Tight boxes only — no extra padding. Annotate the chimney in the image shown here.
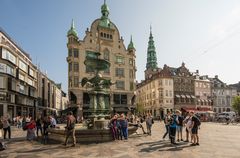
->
[196,70,199,74]
[215,75,218,79]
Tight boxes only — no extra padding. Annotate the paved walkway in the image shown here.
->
[1,122,240,158]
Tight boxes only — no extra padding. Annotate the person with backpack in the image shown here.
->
[64,111,76,147]
[169,112,178,145]
[190,111,201,146]
[176,110,184,142]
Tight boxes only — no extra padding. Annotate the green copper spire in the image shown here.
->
[146,26,158,69]
[67,19,78,37]
[99,0,112,28]
[127,35,135,50]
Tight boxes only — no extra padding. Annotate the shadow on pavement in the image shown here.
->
[137,140,194,153]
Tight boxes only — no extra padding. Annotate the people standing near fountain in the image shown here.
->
[146,113,154,136]
[49,116,57,128]
[116,114,122,140]
[119,114,128,140]
[110,115,118,140]
[26,118,36,141]
[2,115,11,140]
[64,111,76,147]
[169,112,177,145]
[42,116,50,144]
[36,116,43,137]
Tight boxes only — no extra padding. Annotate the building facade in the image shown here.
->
[0,28,38,119]
[36,71,67,117]
[169,63,196,110]
[194,74,212,110]
[66,2,136,116]
[210,76,237,113]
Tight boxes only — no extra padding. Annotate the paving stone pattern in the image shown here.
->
[1,122,240,158]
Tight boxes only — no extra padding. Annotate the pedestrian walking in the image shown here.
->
[162,111,171,140]
[2,116,11,140]
[36,116,43,137]
[64,111,76,147]
[146,113,154,136]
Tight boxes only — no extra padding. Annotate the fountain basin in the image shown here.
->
[48,124,138,143]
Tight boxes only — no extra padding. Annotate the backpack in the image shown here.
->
[194,116,201,126]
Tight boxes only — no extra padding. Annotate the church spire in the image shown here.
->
[99,0,112,28]
[146,26,158,69]
[128,35,135,50]
[67,19,78,37]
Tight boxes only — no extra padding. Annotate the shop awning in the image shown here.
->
[181,95,186,98]
[175,95,180,98]
[186,95,191,98]
[191,95,196,98]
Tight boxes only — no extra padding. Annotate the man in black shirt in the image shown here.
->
[190,111,200,146]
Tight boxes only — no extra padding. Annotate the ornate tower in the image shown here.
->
[144,26,159,79]
[66,0,136,117]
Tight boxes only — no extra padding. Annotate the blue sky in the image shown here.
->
[1,0,240,92]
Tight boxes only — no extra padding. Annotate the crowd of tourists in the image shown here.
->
[162,110,201,146]
[0,110,201,150]
[108,110,201,147]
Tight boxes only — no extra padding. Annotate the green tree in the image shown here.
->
[232,96,240,114]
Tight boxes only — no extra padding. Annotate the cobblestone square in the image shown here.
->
[1,122,240,158]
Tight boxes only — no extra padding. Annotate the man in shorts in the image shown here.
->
[190,111,200,146]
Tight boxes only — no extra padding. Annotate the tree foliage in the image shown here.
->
[232,96,240,114]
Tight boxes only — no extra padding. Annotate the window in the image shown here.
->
[19,60,27,72]
[28,78,33,86]
[69,62,72,72]
[73,49,79,58]
[0,76,5,89]
[130,82,134,91]
[69,77,72,87]
[73,62,79,72]
[113,94,127,104]
[19,73,25,81]
[129,69,133,78]
[116,68,124,77]
[129,59,133,65]
[169,90,172,97]
[68,49,72,57]
[2,48,16,64]
[19,84,25,94]
[104,51,110,61]
[6,65,14,76]
[165,80,168,86]
[165,90,168,97]
[74,76,79,87]
[116,81,125,90]
[29,68,34,77]
[0,63,6,73]
[115,56,125,64]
